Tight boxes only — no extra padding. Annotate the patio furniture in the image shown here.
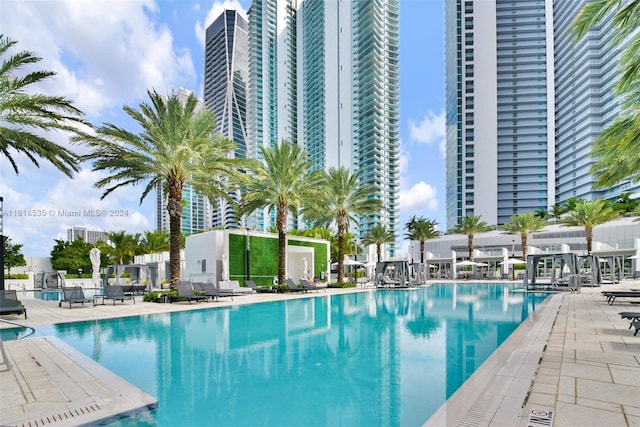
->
[285,279,304,292]
[0,290,27,319]
[228,280,253,295]
[633,321,640,336]
[59,286,92,309]
[300,279,326,292]
[602,291,640,305]
[193,282,233,301]
[172,282,208,304]
[619,312,640,329]
[102,285,135,305]
[244,280,258,293]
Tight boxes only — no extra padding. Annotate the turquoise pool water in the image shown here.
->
[36,283,547,426]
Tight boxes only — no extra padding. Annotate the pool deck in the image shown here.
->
[1,283,639,426]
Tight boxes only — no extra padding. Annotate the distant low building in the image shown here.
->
[67,227,107,244]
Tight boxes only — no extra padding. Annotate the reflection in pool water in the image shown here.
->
[37,283,547,426]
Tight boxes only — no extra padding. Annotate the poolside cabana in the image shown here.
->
[103,264,151,291]
[374,260,411,288]
[524,253,580,291]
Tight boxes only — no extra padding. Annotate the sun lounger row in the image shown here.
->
[285,279,327,293]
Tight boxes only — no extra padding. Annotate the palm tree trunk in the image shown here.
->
[277,204,287,286]
[167,186,183,289]
[586,226,593,254]
[521,234,528,260]
[376,243,381,262]
[420,241,425,263]
[337,224,345,284]
[468,235,474,261]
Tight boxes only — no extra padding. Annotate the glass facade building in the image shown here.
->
[204,9,249,229]
[445,0,638,230]
[248,0,399,251]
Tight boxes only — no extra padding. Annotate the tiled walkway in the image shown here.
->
[520,286,640,427]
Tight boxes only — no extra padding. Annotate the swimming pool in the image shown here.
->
[36,283,547,426]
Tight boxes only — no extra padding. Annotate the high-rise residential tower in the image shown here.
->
[445,0,554,229]
[247,0,399,250]
[445,0,638,229]
[553,0,638,202]
[204,9,249,229]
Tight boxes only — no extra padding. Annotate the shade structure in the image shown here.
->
[499,258,526,265]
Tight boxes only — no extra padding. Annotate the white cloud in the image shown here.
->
[408,110,445,146]
[195,0,247,47]
[1,0,196,118]
[399,181,438,216]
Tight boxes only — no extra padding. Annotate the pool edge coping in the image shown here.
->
[423,292,562,427]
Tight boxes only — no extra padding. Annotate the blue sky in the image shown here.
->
[0,0,445,257]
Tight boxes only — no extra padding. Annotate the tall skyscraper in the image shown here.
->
[445,0,554,229]
[553,0,635,202]
[155,88,213,235]
[445,0,638,229]
[247,0,399,249]
[204,9,249,229]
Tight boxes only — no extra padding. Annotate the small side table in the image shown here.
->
[93,294,105,306]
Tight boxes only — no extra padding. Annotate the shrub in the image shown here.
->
[7,273,28,279]
[328,282,357,288]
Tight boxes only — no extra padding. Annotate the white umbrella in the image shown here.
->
[332,258,364,267]
[499,258,526,265]
[456,260,479,267]
[476,262,490,267]
[628,254,640,259]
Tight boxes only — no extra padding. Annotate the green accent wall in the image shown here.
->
[227,233,328,287]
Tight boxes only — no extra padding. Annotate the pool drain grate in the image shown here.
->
[13,403,101,426]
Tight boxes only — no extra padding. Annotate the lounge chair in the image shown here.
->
[102,285,135,305]
[300,279,326,292]
[244,280,258,293]
[285,279,304,292]
[172,282,208,304]
[0,290,27,319]
[59,286,92,309]
[633,321,640,336]
[218,280,251,296]
[602,291,640,305]
[228,280,253,295]
[619,312,640,329]
[193,282,233,301]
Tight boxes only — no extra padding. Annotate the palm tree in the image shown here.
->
[140,229,170,254]
[362,224,395,263]
[550,204,567,222]
[100,231,139,264]
[451,215,492,261]
[239,141,322,287]
[404,216,439,263]
[572,1,640,187]
[0,34,86,177]
[572,0,640,94]
[501,213,546,260]
[79,89,249,287]
[302,167,382,284]
[534,208,549,220]
[560,199,619,253]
